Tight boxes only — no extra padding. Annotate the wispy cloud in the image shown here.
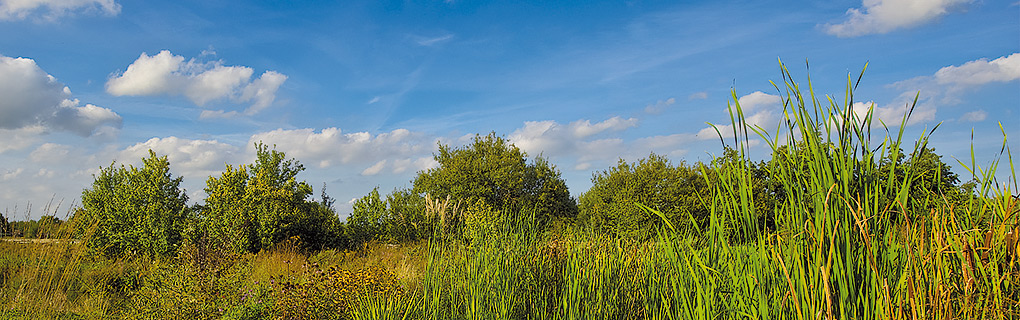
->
[0,0,120,21]
[414,34,454,47]
[688,92,708,100]
[644,98,675,114]
[960,110,987,122]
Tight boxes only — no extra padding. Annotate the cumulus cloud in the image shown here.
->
[697,91,783,140]
[249,127,437,174]
[0,0,120,21]
[510,116,697,170]
[824,0,971,37]
[119,136,241,178]
[510,116,638,157]
[0,55,122,137]
[106,50,287,116]
[934,53,1020,87]
[877,53,1020,125]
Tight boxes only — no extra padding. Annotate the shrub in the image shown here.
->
[76,150,189,258]
[578,153,709,241]
[202,143,345,254]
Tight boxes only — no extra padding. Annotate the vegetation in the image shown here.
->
[75,150,189,258]
[1,62,1017,319]
[578,153,709,241]
[413,133,577,225]
[202,143,345,253]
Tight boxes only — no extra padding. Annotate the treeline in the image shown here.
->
[62,125,975,259]
[0,214,64,238]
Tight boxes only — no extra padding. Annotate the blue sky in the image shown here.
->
[1,0,1017,220]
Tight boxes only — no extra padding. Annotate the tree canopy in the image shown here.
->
[413,133,576,225]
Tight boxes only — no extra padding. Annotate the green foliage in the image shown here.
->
[413,133,576,227]
[0,213,8,236]
[6,215,65,239]
[578,153,709,241]
[203,142,344,253]
[347,187,388,245]
[347,187,429,245]
[270,263,406,320]
[76,150,189,258]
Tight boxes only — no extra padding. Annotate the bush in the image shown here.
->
[202,143,344,254]
[76,150,189,258]
[578,153,709,241]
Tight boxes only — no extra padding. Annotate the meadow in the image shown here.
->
[1,63,1017,320]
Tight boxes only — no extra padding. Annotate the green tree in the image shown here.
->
[412,133,576,227]
[578,153,709,241]
[203,143,343,253]
[346,187,428,245]
[878,146,970,214]
[346,187,388,245]
[76,151,189,258]
[0,212,9,237]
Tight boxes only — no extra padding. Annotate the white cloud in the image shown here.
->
[644,98,676,114]
[0,0,119,21]
[510,116,638,157]
[29,143,71,162]
[0,55,121,137]
[960,110,987,122]
[119,136,241,178]
[106,50,287,116]
[240,71,288,114]
[249,127,436,171]
[880,53,1020,126]
[0,126,45,154]
[510,116,697,170]
[934,53,1020,86]
[688,92,708,100]
[34,168,55,178]
[361,160,387,176]
[414,34,454,46]
[1,168,23,181]
[199,110,241,119]
[824,0,971,37]
[697,91,783,140]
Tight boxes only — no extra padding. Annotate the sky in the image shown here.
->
[1,0,1017,220]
